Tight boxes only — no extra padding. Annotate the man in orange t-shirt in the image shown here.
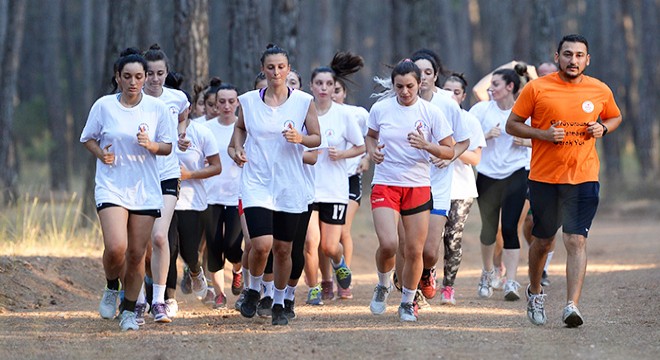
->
[506,34,622,328]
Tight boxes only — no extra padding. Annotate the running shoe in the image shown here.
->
[334,263,352,290]
[191,269,208,300]
[150,302,171,323]
[118,310,139,331]
[419,267,437,299]
[283,299,296,320]
[239,289,260,318]
[477,270,494,299]
[398,302,418,322]
[306,285,323,305]
[504,280,521,301]
[203,287,217,307]
[562,301,584,328]
[257,296,273,317]
[541,271,551,287]
[490,266,506,291]
[180,266,192,295]
[271,304,288,326]
[134,302,149,326]
[99,287,120,319]
[526,285,547,326]
[235,289,247,311]
[321,280,334,301]
[231,271,243,296]
[165,298,178,318]
[392,272,402,292]
[440,286,456,305]
[370,284,393,315]
[336,286,353,300]
[213,292,227,310]
[415,289,431,309]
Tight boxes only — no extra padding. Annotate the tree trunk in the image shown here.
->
[640,0,659,182]
[0,0,26,205]
[228,0,262,93]
[270,0,300,67]
[173,0,209,93]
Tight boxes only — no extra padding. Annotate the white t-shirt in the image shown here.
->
[451,110,487,200]
[147,87,189,181]
[368,97,453,187]
[190,115,208,124]
[314,102,365,204]
[80,94,174,210]
[175,121,219,211]
[342,104,369,176]
[238,89,313,213]
[429,92,472,210]
[203,119,242,206]
[470,100,528,179]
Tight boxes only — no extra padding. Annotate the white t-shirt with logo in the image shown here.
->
[451,109,487,200]
[368,97,453,187]
[314,102,365,204]
[341,104,369,176]
[470,100,529,179]
[203,119,242,206]
[80,94,174,210]
[148,87,189,181]
[175,121,219,211]
[238,89,313,213]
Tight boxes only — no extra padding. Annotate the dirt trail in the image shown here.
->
[1,206,658,359]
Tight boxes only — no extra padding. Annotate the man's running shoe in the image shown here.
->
[490,266,506,291]
[392,272,402,292]
[477,270,494,299]
[504,280,521,301]
[526,285,547,326]
[235,289,247,311]
[165,299,178,318]
[191,269,208,300]
[419,267,437,299]
[271,304,288,326]
[231,271,243,296]
[321,280,334,301]
[414,289,430,309]
[370,284,393,315]
[541,271,551,287]
[213,292,227,310]
[99,287,120,319]
[283,299,296,320]
[239,289,260,318]
[150,302,171,323]
[562,301,584,328]
[336,286,353,299]
[440,286,456,305]
[334,263,352,290]
[118,310,139,331]
[257,296,273,317]
[134,302,149,326]
[306,285,323,305]
[398,302,418,322]
[180,266,192,295]
[203,287,216,307]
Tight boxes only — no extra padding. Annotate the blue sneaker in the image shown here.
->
[306,285,323,305]
[334,258,352,290]
[180,266,192,295]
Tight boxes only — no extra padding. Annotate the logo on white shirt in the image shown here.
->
[138,123,149,132]
[325,129,335,138]
[414,120,427,131]
[283,120,295,131]
[582,101,594,114]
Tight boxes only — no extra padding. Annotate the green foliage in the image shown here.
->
[14,96,54,162]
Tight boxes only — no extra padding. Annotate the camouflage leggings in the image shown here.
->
[442,198,474,287]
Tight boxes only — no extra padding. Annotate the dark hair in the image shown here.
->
[260,43,289,65]
[444,72,469,91]
[111,47,147,92]
[290,68,302,84]
[253,72,266,89]
[411,48,447,85]
[216,82,239,95]
[165,71,184,90]
[143,43,170,71]
[391,59,421,84]
[204,77,222,101]
[557,34,589,54]
[493,68,521,94]
[311,51,364,85]
[192,82,206,104]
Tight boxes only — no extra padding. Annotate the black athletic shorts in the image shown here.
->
[348,174,363,204]
[96,203,161,218]
[243,207,303,242]
[312,202,347,225]
[161,178,180,198]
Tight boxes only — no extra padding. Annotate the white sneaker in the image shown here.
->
[165,298,178,318]
[398,302,418,322]
[118,310,139,331]
[370,284,392,315]
[562,302,584,328]
[504,280,521,301]
[477,270,493,298]
[99,287,120,319]
[526,285,547,326]
[490,267,506,290]
[191,269,208,300]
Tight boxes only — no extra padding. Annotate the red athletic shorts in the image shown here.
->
[238,199,244,217]
[370,185,432,215]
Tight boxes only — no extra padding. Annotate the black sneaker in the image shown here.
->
[239,289,260,318]
[283,299,296,320]
[271,304,288,326]
[257,296,273,317]
[541,271,551,287]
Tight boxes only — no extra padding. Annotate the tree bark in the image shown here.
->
[0,0,26,205]
[228,0,262,93]
[270,0,300,67]
[173,0,209,93]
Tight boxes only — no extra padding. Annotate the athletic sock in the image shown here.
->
[422,268,431,277]
[331,256,346,269]
[273,288,285,306]
[249,274,263,292]
[136,283,146,304]
[544,251,554,272]
[107,278,120,291]
[243,268,251,288]
[153,284,166,304]
[263,280,275,298]
[123,299,136,313]
[284,285,296,301]
[377,270,392,288]
[401,287,416,304]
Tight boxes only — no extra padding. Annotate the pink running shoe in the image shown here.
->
[440,286,456,305]
[321,280,334,301]
[336,286,353,299]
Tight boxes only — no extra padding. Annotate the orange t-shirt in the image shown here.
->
[512,73,621,184]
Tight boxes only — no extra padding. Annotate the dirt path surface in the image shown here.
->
[1,206,659,359]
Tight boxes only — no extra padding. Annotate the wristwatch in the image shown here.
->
[601,122,608,136]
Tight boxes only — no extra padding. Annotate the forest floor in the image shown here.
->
[1,201,659,360]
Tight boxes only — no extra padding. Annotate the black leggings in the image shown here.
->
[476,168,528,249]
[166,210,203,292]
[205,204,243,272]
[265,205,312,281]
